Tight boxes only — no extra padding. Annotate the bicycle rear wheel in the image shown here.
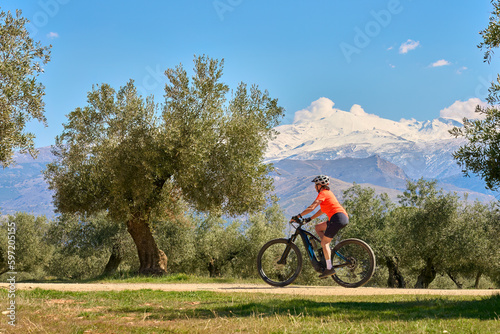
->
[257,239,302,287]
[331,238,376,288]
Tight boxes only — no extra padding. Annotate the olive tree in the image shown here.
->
[0,213,53,278]
[397,179,462,288]
[46,212,137,279]
[453,201,500,288]
[0,9,51,167]
[341,184,403,287]
[154,202,285,277]
[153,217,196,275]
[45,55,284,275]
[194,215,247,277]
[237,202,286,278]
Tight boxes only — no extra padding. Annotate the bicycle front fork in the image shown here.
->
[277,240,295,265]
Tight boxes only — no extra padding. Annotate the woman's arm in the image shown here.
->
[309,209,324,220]
[298,199,322,217]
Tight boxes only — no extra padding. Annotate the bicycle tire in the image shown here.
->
[331,238,376,288]
[257,238,303,287]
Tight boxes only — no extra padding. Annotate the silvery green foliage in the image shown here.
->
[44,55,284,274]
[0,9,51,167]
[46,55,284,221]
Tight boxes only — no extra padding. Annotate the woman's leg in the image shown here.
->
[315,221,327,240]
[316,221,333,270]
[319,213,349,277]
[321,235,333,267]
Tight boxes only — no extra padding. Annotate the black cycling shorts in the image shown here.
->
[324,212,349,239]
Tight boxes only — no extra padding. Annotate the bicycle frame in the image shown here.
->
[281,222,324,273]
[284,221,352,273]
[257,219,376,288]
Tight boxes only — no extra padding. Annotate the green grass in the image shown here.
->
[2,288,499,333]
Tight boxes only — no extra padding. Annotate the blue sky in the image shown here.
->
[3,0,499,147]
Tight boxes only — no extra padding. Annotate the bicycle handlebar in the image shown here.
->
[289,216,305,226]
[291,214,313,224]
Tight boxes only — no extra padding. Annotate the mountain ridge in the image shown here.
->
[270,157,496,216]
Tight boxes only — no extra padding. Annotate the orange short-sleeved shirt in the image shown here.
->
[316,189,348,219]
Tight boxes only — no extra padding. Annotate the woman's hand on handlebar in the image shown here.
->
[290,215,311,224]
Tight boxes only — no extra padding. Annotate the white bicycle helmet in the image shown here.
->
[312,175,330,186]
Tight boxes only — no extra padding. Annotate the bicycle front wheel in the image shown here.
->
[257,239,302,287]
[331,238,376,288]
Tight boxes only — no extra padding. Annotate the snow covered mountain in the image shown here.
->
[266,97,485,180]
[0,97,496,218]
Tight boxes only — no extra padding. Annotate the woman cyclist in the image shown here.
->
[291,175,349,278]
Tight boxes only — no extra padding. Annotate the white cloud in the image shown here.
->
[293,97,337,123]
[47,32,59,39]
[439,98,487,122]
[293,98,380,124]
[430,59,451,67]
[399,39,420,54]
[350,104,367,116]
[457,66,468,74]
[292,97,487,131]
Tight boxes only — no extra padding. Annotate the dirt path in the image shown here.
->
[3,283,499,296]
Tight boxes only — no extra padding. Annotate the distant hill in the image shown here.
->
[270,157,496,217]
[0,146,497,218]
[0,147,55,217]
[273,155,409,190]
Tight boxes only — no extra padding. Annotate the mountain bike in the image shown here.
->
[257,217,376,288]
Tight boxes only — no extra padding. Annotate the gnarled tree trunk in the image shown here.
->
[208,259,221,277]
[127,216,168,275]
[414,258,436,288]
[102,238,124,276]
[474,271,482,289]
[386,256,406,288]
[446,271,463,289]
